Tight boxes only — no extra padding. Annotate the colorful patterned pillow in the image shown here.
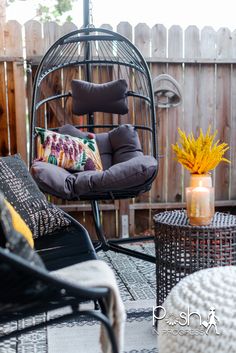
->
[35,127,103,172]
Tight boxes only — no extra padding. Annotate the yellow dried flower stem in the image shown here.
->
[172,126,230,174]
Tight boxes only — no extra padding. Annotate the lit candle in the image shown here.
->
[186,183,214,226]
[190,186,210,217]
[186,175,215,226]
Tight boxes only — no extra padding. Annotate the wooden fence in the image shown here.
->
[1,20,236,237]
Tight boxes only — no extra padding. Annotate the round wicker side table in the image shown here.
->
[153,210,236,307]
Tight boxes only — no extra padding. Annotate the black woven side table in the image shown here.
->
[153,210,236,307]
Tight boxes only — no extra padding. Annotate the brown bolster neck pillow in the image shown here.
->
[71,79,129,115]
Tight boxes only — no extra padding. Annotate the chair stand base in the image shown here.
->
[91,200,156,264]
[93,237,156,263]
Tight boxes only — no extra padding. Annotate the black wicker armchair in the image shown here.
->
[0,247,119,353]
[34,210,97,271]
[0,192,120,353]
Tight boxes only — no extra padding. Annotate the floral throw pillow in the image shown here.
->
[35,128,103,172]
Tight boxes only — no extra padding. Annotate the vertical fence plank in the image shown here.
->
[63,66,80,125]
[99,24,113,58]
[167,25,184,202]
[231,62,236,199]
[67,209,97,241]
[215,27,232,201]
[13,61,27,162]
[24,20,43,120]
[0,23,4,56]
[3,21,27,162]
[103,208,118,239]
[117,22,133,236]
[82,210,97,240]
[0,63,9,156]
[230,30,236,199]
[0,0,6,25]
[133,23,152,234]
[4,21,23,57]
[99,24,113,59]
[117,22,134,236]
[6,62,17,155]
[184,26,201,134]
[134,23,150,57]
[100,23,113,31]
[199,27,216,131]
[117,22,132,41]
[151,24,167,203]
[25,20,44,60]
[0,18,7,156]
[43,22,61,52]
[183,26,201,192]
[61,21,78,36]
[199,26,217,195]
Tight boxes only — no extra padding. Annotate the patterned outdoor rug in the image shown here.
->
[0,243,158,353]
[47,298,157,353]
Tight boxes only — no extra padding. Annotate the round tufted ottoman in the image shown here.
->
[157,266,236,353]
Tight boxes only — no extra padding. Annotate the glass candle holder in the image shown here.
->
[185,174,215,226]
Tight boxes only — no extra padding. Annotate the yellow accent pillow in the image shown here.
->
[4,200,34,248]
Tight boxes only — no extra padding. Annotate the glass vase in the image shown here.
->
[185,173,215,226]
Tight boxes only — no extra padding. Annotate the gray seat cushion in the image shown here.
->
[109,124,143,164]
[59,123,143,169]
[31,155,157,200]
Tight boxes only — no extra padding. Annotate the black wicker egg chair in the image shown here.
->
[30,27,158,263]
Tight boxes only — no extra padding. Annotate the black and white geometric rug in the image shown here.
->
[0,243,158,353]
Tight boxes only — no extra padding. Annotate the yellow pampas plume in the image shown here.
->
[172,126,230,174]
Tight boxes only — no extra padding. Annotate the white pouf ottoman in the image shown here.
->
[157,266,236,353]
